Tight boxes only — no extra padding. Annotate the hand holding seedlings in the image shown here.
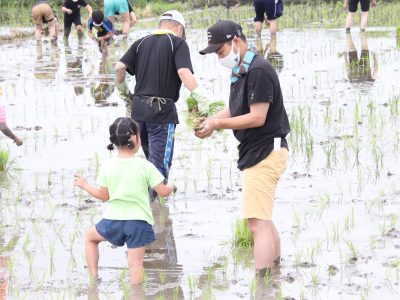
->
[195,119,216,139]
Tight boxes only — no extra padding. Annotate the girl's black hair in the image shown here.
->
[107,117,140,151]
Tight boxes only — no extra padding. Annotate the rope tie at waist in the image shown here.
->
[143,96,171,111]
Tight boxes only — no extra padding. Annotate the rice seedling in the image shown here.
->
[277,285,284,300]
[294,249,303,267]
[172,287,180,300]
[397,27,400,48]
[249,278,256,298]
[346,241,358,263]
[311,268,320,286]
[187,275,197,294]
[159,270,166,285]
[0,145,15,172]
[232,218,253,248]
[185,95,224,131]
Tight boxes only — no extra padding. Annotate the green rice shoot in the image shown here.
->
[233,218,253,248]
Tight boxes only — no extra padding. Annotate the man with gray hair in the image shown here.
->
[115,10,207,199]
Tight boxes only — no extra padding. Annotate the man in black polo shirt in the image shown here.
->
[115,10,207,196]
[196,20,290,276]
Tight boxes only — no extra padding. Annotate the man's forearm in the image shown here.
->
[213,113,265,130]
[115,62,127,84]
[178,68,198,91]
[210,107,231,119]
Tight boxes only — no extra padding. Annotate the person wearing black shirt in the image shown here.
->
[115,10,207,198]
[62,0,93,39]
[197,20,290,276]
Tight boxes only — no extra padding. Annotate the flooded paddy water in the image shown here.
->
[0,20,399,300]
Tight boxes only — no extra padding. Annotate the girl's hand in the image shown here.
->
[74,175,87,189]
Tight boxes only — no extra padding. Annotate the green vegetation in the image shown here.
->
[185,95,224,130]
[0,144,15,172]
[1,1,400,29]
[233,218,253,248]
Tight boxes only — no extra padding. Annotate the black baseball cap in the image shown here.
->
[199,20,244,55]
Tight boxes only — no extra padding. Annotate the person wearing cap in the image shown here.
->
[196,20,290,275]
[104,0,131,36]
[62,0,93,40]
[253,0,283,36]
[115,10,208,198]
[31,0,59,41]
[88,10,115,56]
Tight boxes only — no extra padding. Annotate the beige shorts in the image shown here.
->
[32,3,54,25]
[242,147,288,220]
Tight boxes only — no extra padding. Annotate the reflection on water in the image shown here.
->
[345,32,378,83]
[0,27,399,299]
[144,200,183,298]
[64,39,85,95]
[90,58,115,105]
[34,41,60,81]
[255,33,284,74]
[0,233,19,300]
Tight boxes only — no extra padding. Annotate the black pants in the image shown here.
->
[348,0,370,13]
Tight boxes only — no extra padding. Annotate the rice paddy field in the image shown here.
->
[0,3,400,300]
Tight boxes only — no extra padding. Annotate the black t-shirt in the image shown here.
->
[229,54,290,170]
[62,0,87,17]
[119,33,193,123]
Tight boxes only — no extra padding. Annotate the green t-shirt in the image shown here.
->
[97,156,164,225]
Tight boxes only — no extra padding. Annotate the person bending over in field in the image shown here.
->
[344,0,377,33]
[88,10,115,57]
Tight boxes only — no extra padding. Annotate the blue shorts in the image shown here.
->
[95,219,155,248]
[254,0,283,22]
[104,0,129,17]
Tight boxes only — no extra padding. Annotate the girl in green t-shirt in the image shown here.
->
[74,117,176,286]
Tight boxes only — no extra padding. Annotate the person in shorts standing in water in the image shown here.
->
[74,117,176,285]
[31,0,59,41]
[344,0,377,33]
[253,0,283,37]
[62,0,93,40]
[115,10,208,199]
[197,20,290,276]
[104,0,131,36]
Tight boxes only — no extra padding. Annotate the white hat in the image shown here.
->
[160,10,185,28]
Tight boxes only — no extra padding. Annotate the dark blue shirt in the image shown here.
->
[88,18,114,37]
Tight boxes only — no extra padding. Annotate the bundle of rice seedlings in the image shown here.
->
[185,95,224,131]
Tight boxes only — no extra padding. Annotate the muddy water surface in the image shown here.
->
[0,25,399,299]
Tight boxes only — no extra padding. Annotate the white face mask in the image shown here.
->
[218,43,240,69]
